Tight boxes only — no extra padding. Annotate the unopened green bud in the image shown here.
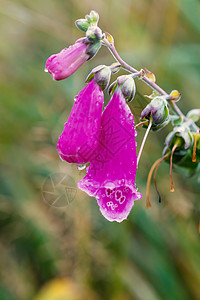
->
[116,75,136,102]
[75,19,91,32]
[85,10,99,26]
[86,65,111,90]
[75,11,99,33]
[140,97,169,131]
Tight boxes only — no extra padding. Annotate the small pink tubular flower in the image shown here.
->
[45,39,90,81]
[57,79,104,164]
[78,89,142,222]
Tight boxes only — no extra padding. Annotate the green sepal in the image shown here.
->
[108,81,118,95]
[85,65,105,83]
[86,39,101,60]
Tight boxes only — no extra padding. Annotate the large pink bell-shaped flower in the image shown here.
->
[57,79,104,164]
[78,89,142,222]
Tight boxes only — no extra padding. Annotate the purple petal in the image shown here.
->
[57,79,104,164]
[45,39,89,80]
[78,89,142,222]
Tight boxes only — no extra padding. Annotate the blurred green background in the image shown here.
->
[0,0,200,299]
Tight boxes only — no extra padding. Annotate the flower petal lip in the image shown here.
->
[45,38,90,81]
[78,89,142,222]
[57,79,104,164]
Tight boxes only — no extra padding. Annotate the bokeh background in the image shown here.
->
[0,0,200,299]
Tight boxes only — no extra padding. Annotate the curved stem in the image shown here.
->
[137,118,152,166]
[103,38,167,95]
[170,101,185,119]
[103,37,199,131]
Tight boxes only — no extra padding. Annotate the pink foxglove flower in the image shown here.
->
[45,39,90,81]
[57,79,104,164]
[78,89,142,222]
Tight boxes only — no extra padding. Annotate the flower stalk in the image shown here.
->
[102,36,199,132]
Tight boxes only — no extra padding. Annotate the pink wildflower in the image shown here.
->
[78,89,142,222]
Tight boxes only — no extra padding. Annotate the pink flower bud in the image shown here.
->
[78,88,142,222]
[57,79,104,163]
[45,39,90,81]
